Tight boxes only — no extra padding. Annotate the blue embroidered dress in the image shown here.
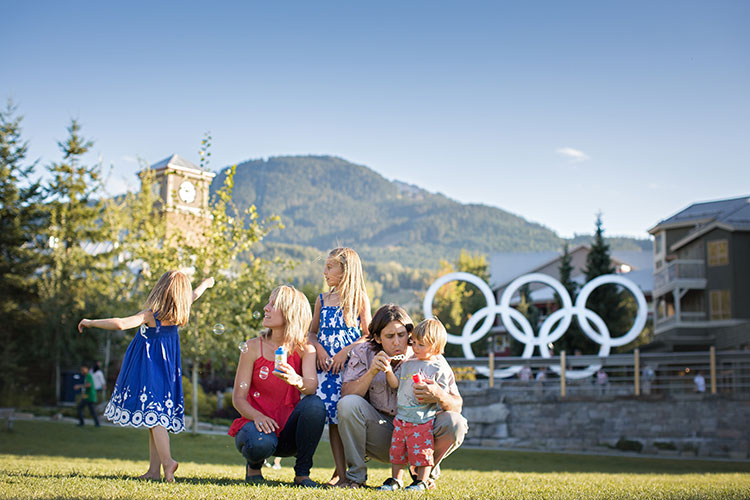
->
[316,294,362,424]
[103,312,185,433]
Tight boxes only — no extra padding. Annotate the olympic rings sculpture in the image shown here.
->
[423,272,647,379]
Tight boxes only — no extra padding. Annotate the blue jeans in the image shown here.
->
[235,395,325,477]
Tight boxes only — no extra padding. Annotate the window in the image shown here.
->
[654,233,664,255]
[709,290,731,320]
[707,239,729,266]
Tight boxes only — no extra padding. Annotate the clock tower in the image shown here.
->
[140,154,216,243]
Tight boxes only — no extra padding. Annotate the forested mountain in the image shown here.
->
[211,155,651,307]
[213,155,565,263]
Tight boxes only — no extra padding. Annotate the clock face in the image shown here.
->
[178,180,196,203]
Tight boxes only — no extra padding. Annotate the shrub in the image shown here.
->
[654,441,677,451]
[182,376,217,419]
[615,437,643,452]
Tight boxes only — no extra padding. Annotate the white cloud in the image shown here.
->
[121,155,138,164]
[555,147,590,163]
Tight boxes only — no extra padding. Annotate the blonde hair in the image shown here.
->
[412,318,448,355]
[144,270,193,326]
[328,247,368,328]
[263,285,312,352]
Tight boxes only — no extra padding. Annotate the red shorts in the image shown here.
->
[389,418,434,467]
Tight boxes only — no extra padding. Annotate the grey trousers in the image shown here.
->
[337,394,468,484]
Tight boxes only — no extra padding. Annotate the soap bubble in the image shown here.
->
[253,311,262,320]
[253,391,261,398]
[238,340,248,353]
[213,323,225,335]
[239,381,248,390]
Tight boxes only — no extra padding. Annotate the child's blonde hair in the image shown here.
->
[144,270,193,326]
[412,318,448,355]
[263,285,312,352]
[328,247,368,328]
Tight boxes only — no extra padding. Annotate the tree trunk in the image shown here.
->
[192,362,199,434]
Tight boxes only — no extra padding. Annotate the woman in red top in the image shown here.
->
[229,285,325,487]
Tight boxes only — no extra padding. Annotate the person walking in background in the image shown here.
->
[694,371,706,393]
[596,368,609,396]
[91,361,106,403]
[79,270,215,482]
[74,364,100,427]
[308,247,371,485]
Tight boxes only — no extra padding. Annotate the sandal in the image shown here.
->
[378,477,403,491]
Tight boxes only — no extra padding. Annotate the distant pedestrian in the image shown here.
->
[74,364,100,427]
[519,365,532,383]
[694,371,706,393]
[91,361,106,402]
[642,365,655,395]
[596,368,609,395]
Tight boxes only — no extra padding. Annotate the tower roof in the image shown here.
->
[149,154,203,172]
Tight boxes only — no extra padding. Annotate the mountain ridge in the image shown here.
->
[211,155,651,270]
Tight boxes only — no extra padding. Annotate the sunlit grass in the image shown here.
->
[1,421,749,499]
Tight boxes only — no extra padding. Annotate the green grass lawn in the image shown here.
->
[1,420,749,499]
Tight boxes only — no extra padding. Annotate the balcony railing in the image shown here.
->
[653,259,706,296]
[655,311,706,326]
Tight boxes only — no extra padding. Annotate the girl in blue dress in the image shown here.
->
[309,247,371,485]
[78,270,214,482]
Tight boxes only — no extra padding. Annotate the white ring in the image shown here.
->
[423,272,647,378]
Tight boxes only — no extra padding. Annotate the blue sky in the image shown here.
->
[3,1,749,239]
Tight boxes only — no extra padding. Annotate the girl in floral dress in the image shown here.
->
[78,271,214,482]
[309,247,371,485]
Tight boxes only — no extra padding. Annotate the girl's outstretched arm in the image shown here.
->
[192,277,215,302]
[78,310,152,333]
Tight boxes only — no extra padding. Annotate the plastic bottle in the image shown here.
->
[274,346,286,372]
[412,372,423,384]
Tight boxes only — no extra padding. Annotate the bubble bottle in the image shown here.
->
[274,346,287,372]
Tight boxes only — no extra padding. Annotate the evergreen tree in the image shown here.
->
[581,214,629,351]
[38,120,111,401]
[553,242,593,355]
[511,284,541,356]
[0,100,45,402]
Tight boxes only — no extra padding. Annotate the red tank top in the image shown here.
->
[228,340,302,437]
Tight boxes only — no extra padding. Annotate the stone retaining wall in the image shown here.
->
[460,387,750,458]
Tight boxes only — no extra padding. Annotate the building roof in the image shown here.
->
[512,268,654,303]
[490,246,653,290]
[149,154,203,173]
[649,195,750,234]
[489,251,560,289]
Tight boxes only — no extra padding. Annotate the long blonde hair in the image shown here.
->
[328,247,368,328]
[263,285,312,352]
[144,270,192,326]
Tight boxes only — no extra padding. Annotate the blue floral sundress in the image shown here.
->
[315,294,362,424]
[103,311,185,433]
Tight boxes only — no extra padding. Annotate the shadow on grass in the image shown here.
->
[3,421,750,476]
[2,470,301,487]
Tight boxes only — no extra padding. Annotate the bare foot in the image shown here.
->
[163,461,179,482]
[326,473,340,486]
[138,472,160,481]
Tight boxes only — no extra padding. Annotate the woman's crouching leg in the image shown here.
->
[235,421,278,470]
[288,395,326,477]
